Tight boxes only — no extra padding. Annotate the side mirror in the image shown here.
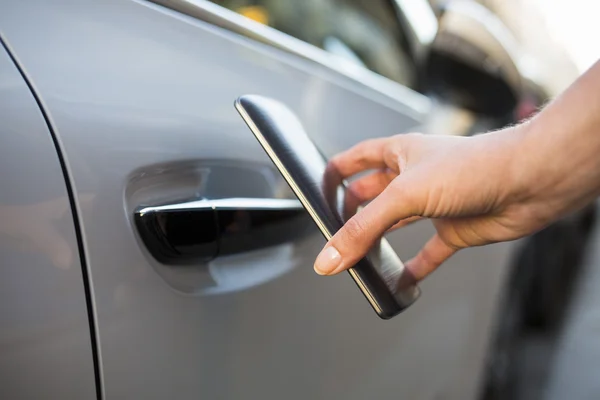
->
[393,0,530,118]
[390,0,439,64]
[423,1,525,117]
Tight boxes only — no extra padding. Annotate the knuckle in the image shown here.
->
[393,132,422,147]
[386,134,423,171]
[354,140,377,161]
[389,177,423,215]
[348,178,365,192]
[328,154,344,169]
[419,246,437,268]
[347,183,365,200]
[341,216,369,244]
[348,140,369,154]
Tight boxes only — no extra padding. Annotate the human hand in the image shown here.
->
[309,61,600,281]
[313,127,558,280]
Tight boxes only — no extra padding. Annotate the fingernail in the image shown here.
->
[314,246,342,275]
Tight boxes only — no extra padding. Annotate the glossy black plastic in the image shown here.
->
[217,207,314,255]
[135,207,219,265]
[135,200,314,265]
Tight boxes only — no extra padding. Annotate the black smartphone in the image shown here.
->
[235,95,420,319]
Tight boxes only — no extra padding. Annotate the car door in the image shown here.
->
[0,1,517,399]
[0,37,97,398]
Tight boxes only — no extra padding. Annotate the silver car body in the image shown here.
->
[0,1,516,398]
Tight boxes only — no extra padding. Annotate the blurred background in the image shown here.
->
[211,0,600,133]
[210,0,600,399]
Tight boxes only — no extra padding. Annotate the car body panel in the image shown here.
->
[0,38,97,399]
[0,1,516,398]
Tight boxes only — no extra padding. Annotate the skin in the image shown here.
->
[314,60,600,280]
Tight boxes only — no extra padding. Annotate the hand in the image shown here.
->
[310,61,600,281]
[313,127,556,280]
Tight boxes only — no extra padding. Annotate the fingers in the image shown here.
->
[347,169,396,202]
[404,234,458,280]
[314,178,417,275]
[341,169,397,221]
[329,137,391,178]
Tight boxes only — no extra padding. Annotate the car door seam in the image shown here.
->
[0,33,104,400]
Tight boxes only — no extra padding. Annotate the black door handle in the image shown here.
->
[135,198,314,265]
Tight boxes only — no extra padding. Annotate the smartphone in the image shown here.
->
[235,94,420,319]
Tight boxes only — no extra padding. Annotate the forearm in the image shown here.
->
[513,60,600,219]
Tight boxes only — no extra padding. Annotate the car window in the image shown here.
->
[210,0,416,88]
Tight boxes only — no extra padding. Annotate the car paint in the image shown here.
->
[150,0,427,107]
[0,0,517,398]
[0,39,97,398]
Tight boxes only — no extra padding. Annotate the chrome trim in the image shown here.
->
[147,0,430,118]
[138,197,302,216]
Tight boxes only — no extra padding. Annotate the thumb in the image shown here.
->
[314,177,418,275]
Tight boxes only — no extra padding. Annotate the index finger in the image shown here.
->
[314,176,420,275]
[329,137,391,178]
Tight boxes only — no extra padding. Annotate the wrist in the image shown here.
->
[503,114,583,225]
[475,122,532,207]
[506,119,538,203]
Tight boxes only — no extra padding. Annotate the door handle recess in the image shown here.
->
[135,198,314,265]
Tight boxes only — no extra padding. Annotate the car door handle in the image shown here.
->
[135,198,314,265]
